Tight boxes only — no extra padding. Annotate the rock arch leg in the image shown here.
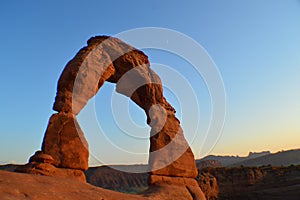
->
[42,39,116,172]
[114,65,198,179]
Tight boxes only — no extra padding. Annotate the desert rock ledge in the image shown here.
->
[1,171,206,200]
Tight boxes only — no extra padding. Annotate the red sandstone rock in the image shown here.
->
[197,171,219,200]
[50,35,198,179]
[149,175,206,200]
[0,171,207,200]
[0,171,144,200]
[29,151,54,164]
[22,36,202,199]
[149,175,199,187]
[41,113,89,170]
[15,162,86,182]
[149,115,198,178]
[144,184,206,200]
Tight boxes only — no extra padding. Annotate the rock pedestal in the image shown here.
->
[41,112,89,170]
[149,175,206,200]
[15,151,86,182]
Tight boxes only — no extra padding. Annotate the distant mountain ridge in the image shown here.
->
[2,149,299,172]
[199,149,300,167]
[231,149,300,167]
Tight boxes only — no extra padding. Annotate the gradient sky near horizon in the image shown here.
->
[0,1,299,165]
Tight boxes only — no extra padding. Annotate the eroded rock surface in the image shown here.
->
[50,36,198,179]
[15,162,86,182]
[197,171,219,200]
[41,113,89,170]
[17,36,203,199]
[0,171,204,200]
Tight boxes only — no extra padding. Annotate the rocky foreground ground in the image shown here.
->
[85,165,300,200]
[1,164,299,200]
[0,170,206,200]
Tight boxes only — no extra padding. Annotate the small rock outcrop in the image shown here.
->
[15,151,86,182]
[199,165,300,199]
[16,36,204,199]
[197,171,219,200]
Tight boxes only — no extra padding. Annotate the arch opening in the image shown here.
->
[78,82,150,166]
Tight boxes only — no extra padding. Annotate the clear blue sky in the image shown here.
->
[1,0,299,165]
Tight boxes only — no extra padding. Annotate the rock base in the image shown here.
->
[149,175,199,186]
[149,175,206,200]
[15,151,86,182]
[15,163,86,182]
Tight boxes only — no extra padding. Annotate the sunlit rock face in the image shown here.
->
[41,113,89,170]
[17,36,205,199]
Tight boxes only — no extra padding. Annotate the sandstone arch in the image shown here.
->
[17,36,205,199]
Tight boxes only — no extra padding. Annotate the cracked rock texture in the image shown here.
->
[41,113,89,170]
